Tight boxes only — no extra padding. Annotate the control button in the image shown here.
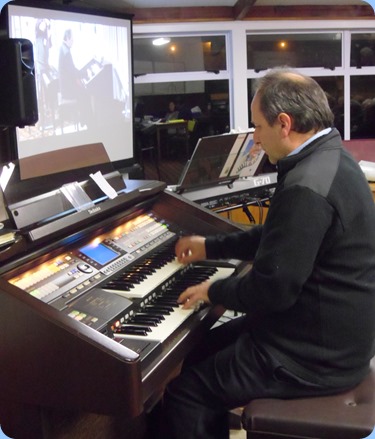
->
[77,263,93,274]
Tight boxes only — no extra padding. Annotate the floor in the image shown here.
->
[138,142,189,185]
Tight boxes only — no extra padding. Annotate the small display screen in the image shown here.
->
[80,243,119,266]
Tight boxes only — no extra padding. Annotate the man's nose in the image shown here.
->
[253,131,260,145]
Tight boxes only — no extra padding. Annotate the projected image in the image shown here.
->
[7,4,133,165]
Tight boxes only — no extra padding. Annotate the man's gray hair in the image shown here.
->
[254,67,334,133]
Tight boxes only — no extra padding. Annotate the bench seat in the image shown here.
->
[242,358,375,439]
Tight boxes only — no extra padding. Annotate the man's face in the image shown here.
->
[251,93,285,165]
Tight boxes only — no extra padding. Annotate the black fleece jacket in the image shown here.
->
[206,128,375,387]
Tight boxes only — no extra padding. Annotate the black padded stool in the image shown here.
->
[242,358,375,439]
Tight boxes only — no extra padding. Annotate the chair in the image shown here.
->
[166,119,197,159]
[241,357,375,439]
[134,122,160,180]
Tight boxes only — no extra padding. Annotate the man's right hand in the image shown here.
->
[175,235,207,264]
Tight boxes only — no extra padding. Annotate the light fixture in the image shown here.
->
[152,37,171,46]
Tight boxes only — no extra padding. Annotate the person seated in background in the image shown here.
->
[164,100,188,143]
[165,100,179,121]
[163,96,193,122]
[134,99,178,153]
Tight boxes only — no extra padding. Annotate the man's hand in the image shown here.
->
[178,280,211,310]
[175,235,206,264]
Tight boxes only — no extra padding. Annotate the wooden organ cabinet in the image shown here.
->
[0,173,249,439]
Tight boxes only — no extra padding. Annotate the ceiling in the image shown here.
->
[75,0,366,7]
[49,0,373,21]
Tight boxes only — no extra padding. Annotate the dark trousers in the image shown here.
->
[157,316,351,439]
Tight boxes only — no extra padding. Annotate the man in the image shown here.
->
[159,68,375,439]
[58,29,81,101]
[58,29,92,127]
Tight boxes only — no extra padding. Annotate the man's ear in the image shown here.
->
[278,112,292,135]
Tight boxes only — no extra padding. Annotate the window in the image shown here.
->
[134,21,375,143]
[247,76,344,132]
[133,33,230,136]
[133,35,226,75]
[134,79,230,137]
[247,33,342,71]
[351,33,375,68]
[350,75,375,138]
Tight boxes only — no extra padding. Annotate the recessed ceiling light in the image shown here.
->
[152,37,171,46]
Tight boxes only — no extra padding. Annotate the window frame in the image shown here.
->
[134,20,375,141]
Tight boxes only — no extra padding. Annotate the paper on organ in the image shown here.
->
[359,160,375,182]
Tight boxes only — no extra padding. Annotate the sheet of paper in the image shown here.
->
[90,171,118,199]
[0,162,15,191]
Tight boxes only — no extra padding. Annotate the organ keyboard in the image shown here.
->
[111,265,235,343]
[0,178,248,439]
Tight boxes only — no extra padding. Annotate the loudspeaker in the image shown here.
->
[0,38,38,127]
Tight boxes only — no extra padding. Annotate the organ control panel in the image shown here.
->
[8,212,174,308]
[3,208,235,363]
